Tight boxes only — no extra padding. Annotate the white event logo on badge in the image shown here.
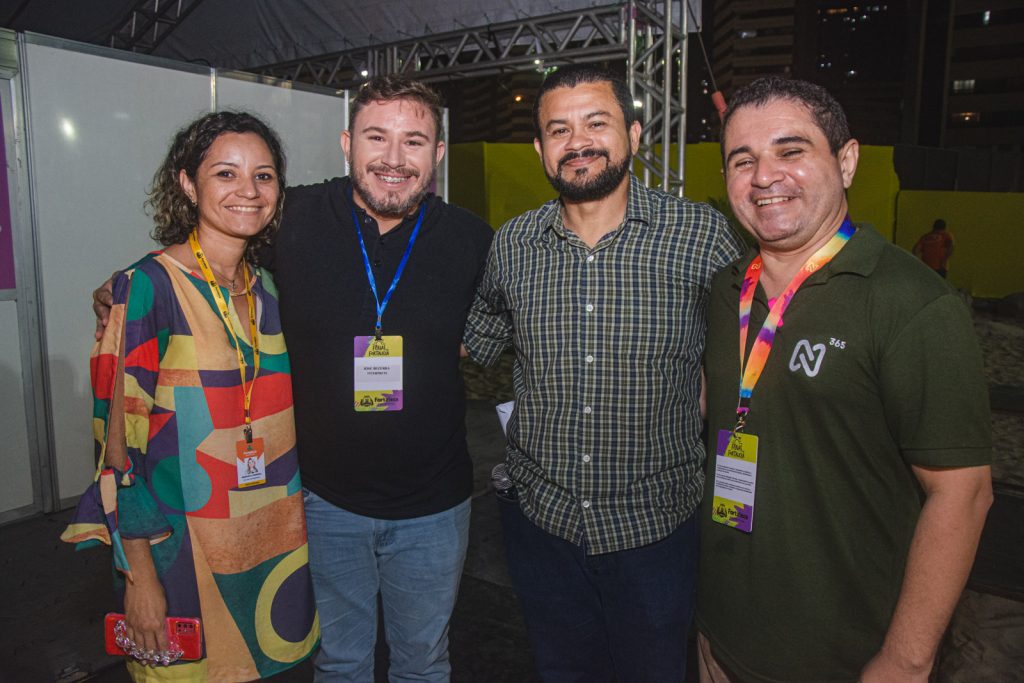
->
[789,339,826,377]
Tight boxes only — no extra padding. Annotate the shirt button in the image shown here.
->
[585,354,594,363]
[583,406,592,415]
[585,303,595,313]
[582,500,591,509]
[582,454,591,463]
[586,254,595,263]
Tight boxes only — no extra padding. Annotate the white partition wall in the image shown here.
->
[0,301,33,515]
[8,34,347,518]
[216,72,348,187]
[23,41,212,502]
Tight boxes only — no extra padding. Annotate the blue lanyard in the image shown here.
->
[350,188,426,339]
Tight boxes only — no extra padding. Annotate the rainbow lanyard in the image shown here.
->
[188,230,260,443]
[735,217,855,430]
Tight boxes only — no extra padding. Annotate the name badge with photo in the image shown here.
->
[235,437,267,488]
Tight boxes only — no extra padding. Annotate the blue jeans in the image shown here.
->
[498,495,699,683]
[304,490,470,682]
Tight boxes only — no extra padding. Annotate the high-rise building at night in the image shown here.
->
[711,1,909,144]
[711,1,1021,155]
[944,3,1024,149]
[711,0,798,94]
[812,3,909,144]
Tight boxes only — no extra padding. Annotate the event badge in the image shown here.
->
[235,437,267,488]
[354,335,403,411]
[711,429,758,533]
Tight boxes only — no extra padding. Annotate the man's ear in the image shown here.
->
[340,130,352,163]
[838,138,859,189]
[629,120,641,155]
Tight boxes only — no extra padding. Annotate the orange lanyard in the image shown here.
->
[188,231,260,442]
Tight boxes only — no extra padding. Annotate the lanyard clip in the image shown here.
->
[244,424,253,445]
[375,316,383,340]
[732,410,747,436]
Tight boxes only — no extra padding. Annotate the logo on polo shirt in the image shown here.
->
[789,339,826,377]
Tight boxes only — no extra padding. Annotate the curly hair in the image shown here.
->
[147,111,287,265]
[350,75,445,142]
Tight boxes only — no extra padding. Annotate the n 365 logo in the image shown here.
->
[788,339,827,377]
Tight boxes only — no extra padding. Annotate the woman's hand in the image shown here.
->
[121,539,170,665]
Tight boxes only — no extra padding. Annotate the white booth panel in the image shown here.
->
[23,42,212,500]
[0,300,33,514]
[216,76,347,186]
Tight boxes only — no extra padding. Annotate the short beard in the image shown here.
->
[546,149,632,202]
[351,164,435,218]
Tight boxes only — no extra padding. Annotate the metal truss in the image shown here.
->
[254,5,627,87]
[628,0,689,193]
[105,0,207,53]
[255,1,687,192]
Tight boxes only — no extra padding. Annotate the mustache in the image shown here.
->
[366,164,421,178]
[557,148,610,171]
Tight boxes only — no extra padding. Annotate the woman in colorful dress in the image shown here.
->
[62,111,319,681]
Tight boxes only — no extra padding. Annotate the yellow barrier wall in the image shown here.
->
[452,142,898,235]
[895,191,1024,298]
[663,143,897,240]
[847,145,899,241]
[447,143,488,222]
[449,142,554,228]
[676,142,727,205]
[449,142,1021,298]
[451,142,737,228]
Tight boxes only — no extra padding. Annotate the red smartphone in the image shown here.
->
[104,612,203,661]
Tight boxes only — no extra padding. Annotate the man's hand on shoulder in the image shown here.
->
[93,273,116,340]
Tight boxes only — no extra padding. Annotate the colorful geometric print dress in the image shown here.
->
[62,251,319,682]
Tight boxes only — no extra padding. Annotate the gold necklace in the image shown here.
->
[228,273,256,297]
[211,265,242,293]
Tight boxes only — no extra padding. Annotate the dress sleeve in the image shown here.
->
[61,264,172,577]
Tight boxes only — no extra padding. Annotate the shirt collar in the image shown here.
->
[728,222,886,290]
[538,173,653,239]
[341,176,435,236]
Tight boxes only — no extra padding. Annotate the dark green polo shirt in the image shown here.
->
[697,226,991,682]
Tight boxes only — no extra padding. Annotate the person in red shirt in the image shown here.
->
[913,218,955,278]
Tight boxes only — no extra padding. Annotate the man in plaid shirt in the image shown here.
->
[464,65,744,681]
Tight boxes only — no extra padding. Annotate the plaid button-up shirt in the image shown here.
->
[465,175,745,554]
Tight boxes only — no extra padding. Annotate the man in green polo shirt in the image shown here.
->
[697,76,993,682]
